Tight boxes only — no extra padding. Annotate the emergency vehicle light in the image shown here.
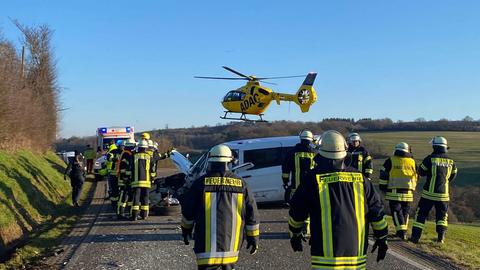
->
[100,128,107,133]
[126,127,131,133]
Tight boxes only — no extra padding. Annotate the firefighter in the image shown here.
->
[105,140,117,199]
[64,150,85,207]
[150,141,172,182]
[117,139,136,219]
[130,139,152,221]
[181,145,260,270]
[379,142,418,240]
[281,130,316,202]
[289,130,389,269]
[410,136,457,244]
[83,144,96,174]
[345,132,374,178]
[107,140,123,209]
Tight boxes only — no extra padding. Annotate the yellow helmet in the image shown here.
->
[318,130,347,159]
[141,132,151,140]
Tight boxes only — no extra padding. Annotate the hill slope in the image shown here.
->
[0,151,69,257]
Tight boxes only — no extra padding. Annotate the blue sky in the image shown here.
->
[2,1,479,137]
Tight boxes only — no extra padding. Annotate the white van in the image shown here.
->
[170,136,300,203]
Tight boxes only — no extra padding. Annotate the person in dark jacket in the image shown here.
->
[345,132,374,178]
[410,136,457,244]
[181,144,260,270]
[64,150,85,207]
[289,130,388,269]
[379,142,418,240]
[281,130,316,202]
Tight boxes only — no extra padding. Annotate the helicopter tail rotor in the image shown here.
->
[294,72,317,112]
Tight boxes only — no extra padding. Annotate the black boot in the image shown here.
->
[396,230,407,240]
[437,232,445,244]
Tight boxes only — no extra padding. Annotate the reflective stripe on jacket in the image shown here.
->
[418,152,457,202]
[131,152,151,188]
[181,171,260,266]
[289,168,388,269]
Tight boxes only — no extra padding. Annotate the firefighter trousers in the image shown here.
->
[389,200,411,233]
[117,184,129,217]
[411,198,448,240]
[109,175,119,209]
[131,187,149,219]
[198,264,235,270]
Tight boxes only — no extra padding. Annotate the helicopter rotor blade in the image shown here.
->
[259,80,278,85]
[194,76,248,80]
[222,66,251,79]
[256,75,306,80]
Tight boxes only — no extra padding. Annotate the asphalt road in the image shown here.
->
[50,179,444,270]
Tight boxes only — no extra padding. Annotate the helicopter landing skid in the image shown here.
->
[220,111,267,123]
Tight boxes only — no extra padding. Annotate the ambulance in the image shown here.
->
[94,126,135,178]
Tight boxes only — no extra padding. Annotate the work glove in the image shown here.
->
[246,236,259,255]
[290,232,306,252]
[181,227,192,245]
[371,238,388,262]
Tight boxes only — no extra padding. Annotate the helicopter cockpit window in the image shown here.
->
[223,91,245,102]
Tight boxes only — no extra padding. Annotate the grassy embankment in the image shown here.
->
[0,150,92,269]
[385,217,480,269]
[363,132,480,268]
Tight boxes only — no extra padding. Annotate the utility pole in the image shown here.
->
[20,46,25,79]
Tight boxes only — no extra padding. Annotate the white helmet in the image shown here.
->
[125,138,136,147]
[138,139,149,149]
[153,142,159,150]
[299,130,314,141]
[395,142,410,153]
[431,136,448,148]
[148,140,154,148]
[208,144,233,163]
[318,130,348,159]
[347,132,362,143]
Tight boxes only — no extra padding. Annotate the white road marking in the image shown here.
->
[368,240,433,270]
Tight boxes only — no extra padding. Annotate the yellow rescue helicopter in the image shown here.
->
[195,66,317,122]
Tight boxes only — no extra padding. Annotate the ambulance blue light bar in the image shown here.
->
[126,127,132,133]
[100,128,107,133]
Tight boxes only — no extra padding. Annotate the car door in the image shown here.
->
[236,141,284,203]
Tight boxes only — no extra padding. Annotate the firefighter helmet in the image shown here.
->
[154,142,159,150]
[125,138,136,147]
[431,136,448,148]
[318,130,348,159]
[208,144,233,163]
[299,130,314,141]
[395,142,410,153]
[141,132,151,140]
[138,139,149,149]
[347,132,362,143]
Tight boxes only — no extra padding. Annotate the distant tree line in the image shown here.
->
[0,21,59,151]
[57,118,479,156]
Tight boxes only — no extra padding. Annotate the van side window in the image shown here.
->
[244,147,283,170]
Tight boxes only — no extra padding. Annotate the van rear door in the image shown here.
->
[237,141,284,203]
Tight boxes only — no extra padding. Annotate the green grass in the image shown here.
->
[362,131,480,186]
[386,217,480,269]
[0,150,93,269]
